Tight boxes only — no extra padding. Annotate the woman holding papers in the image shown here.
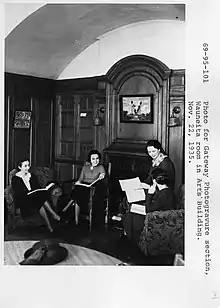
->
[12,158,63,232]
[70,149,106,226]
[144,140,175,190]
[123,168,176,244]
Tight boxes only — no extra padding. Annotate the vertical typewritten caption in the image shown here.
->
[187,43,211,275]
[187,101,211,275]
[188,99,210,275]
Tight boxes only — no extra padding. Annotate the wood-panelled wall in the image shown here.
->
[5,59,184,194]
[4,73,54,185]
[54,77,106,181]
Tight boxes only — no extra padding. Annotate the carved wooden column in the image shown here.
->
[168,69,185,191]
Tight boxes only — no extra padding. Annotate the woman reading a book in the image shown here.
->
[11,158,63,232]
[67,149,106,226]
[123,168,177,244]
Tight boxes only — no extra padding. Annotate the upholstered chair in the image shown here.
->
[138,185,185,257]
[4,167,62,233]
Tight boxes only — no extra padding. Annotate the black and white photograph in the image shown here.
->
[120,94,154,123]
[1,1,220,308]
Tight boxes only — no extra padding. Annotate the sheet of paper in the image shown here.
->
[125,188,145,203]
[119,177,141,191]
[130,203,146,215]
[140,182,150,189]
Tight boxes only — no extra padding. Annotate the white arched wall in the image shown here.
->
[58,20,185,80]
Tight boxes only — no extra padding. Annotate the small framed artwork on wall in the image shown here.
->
[13,111,32,129]
[119,94,153,123]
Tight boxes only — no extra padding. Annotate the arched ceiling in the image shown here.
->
[5,3,185,79]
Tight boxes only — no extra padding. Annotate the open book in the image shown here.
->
[27,183,55,196]
[74,177,100,188]
[119,177,147,203]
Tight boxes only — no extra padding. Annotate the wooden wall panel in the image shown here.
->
[32,97,53,167]
[168,70,185,191]
[5,73,54,185]
[118,75,157,141]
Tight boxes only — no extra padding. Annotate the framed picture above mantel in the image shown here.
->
[119,94,153,123]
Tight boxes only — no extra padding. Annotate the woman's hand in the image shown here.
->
[98,173,105,180]
[148,183,156,194]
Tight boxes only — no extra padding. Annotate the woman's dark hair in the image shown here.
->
[16,157,30,170]
[151,168,169,185]
[145,140,166,155]
[87,149,102,163]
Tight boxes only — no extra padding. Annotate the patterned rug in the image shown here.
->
[4,240,127,266]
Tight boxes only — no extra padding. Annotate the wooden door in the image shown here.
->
[54,94,96,181]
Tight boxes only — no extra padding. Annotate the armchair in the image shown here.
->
[138,209,184,256]
[4,167,62,233]
[138,185,185,257]
[121,184,185,257]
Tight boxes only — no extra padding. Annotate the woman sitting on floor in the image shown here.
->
[123,168,177,244]
[12,158,63,233]
[64,149,106,227]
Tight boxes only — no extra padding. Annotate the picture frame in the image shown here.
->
[13,111,32,129]
[119,94,153,123]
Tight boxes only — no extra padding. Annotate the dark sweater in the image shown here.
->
[145,157,175,190]
[146,187,177,213]
[11,173,45,218]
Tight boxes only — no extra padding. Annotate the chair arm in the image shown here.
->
[4,186,15,214]
[48,185,63,210]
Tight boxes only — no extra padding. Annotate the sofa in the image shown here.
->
[4,167,62,233]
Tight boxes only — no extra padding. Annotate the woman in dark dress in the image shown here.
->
[12,158,62,232]
[123,168,177,244]
[143,139,175,190]
[64,150,106,226]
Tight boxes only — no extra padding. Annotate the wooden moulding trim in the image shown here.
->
[114,70,161,93]
[106,54,171,92]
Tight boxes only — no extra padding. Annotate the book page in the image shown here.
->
[27,188,47,195]
[75,177,100,187]
[45,182,55,190]
[75,182,91,187]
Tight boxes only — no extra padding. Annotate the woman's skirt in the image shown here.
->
[123,212,145,245]
[19,191,49,218]
[71,181,107,226]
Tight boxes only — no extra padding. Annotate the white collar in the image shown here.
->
[16,171,31,180]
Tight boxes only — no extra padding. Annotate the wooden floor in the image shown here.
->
[4,219,175,266]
